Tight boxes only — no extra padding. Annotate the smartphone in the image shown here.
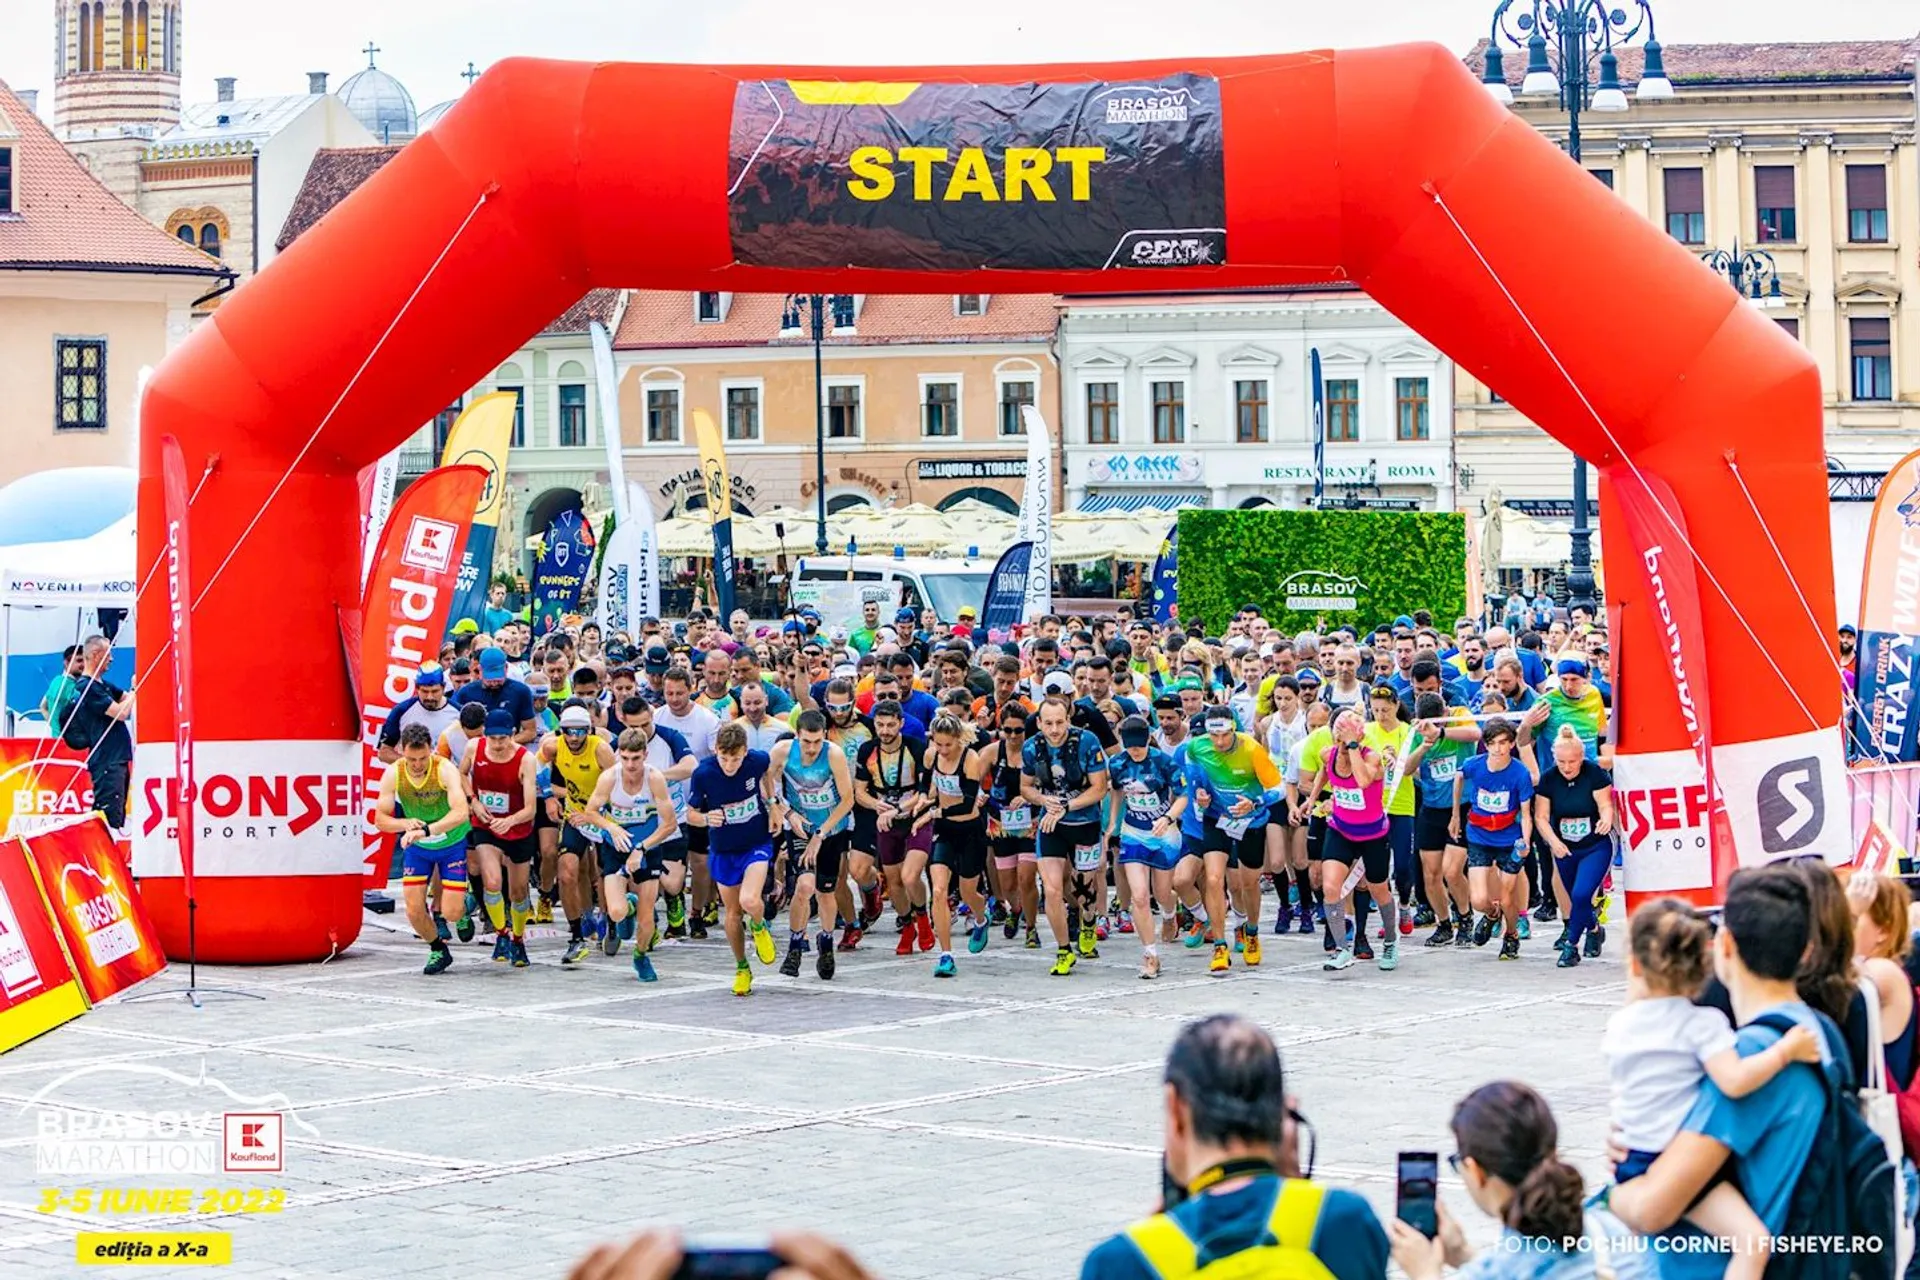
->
[1396,1150,1440,1239]
[671,1246,784,1280]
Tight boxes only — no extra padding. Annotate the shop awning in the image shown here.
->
[1078,491,1208,514]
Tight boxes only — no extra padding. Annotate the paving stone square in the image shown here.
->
[0,914,1623,1278]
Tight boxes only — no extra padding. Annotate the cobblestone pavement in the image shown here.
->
[0,909,1624,1278]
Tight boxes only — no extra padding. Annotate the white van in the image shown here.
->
[790,555,995,628]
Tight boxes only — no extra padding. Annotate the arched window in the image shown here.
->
[119,2,132,69]
[77,2,91,71]
[175,225,194,243]
[198,223,221,258]
[135,1,148,69]
[90,3,104,73]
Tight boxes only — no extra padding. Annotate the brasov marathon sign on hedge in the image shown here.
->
[1175,509,1467,632]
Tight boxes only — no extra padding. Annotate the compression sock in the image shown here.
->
[483,890,506,930]
[1376,897,1397,939]
[509,897,531,938]
[1323,899,1347,948]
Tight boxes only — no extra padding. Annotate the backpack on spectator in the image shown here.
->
[1751,1010,1896,1280]
[57,682,104,752]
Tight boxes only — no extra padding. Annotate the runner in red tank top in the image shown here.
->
[464,709,541,966]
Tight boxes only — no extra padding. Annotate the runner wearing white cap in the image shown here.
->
[539,702,615,965]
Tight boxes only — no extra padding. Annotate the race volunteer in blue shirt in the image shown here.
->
[685,721,780,996]
[1605,865,1830,1280]
[452,647,538,743]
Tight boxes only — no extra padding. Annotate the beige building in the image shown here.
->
[0,79,227,485]
[611,292,1061,525]
[1456,35,1920,515]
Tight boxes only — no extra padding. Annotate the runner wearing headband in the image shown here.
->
[856,700,933,957]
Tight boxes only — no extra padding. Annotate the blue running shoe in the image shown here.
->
[933,953,957,978]
[632,950,658,982]
[968,923,989,954]
[618,893,638,941]
[491,934,511,963]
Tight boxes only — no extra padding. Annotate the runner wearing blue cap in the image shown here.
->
[464,709,540,967]
[1107,715,1187,979]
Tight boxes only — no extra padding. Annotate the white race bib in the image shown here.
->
[721,796,760,825]
[794,780,836,810]
[1218,816,1253,840]
[1475,788,1509,814]
[1072,842,1104,872]
[1428,756,1457,782]
[1125,791,1167,821]
[999,804,1033,833]
[1331,784,1364,812]
[480,789,511,814]
[934,773,963,798]
[1559,817,1593,843]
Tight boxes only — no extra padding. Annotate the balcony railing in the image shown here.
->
[398,447,436,476]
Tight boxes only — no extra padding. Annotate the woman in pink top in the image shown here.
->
[1308,708,1400,975]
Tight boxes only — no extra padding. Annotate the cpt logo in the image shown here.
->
[400,516,459,575]
[222,1112,284,1173]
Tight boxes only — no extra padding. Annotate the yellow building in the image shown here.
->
[0,79,227,485]
[1456,34,1920,514]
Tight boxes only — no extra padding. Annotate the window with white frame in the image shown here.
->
[998,377,1035,436]
[1084,381,1119,445]
[723,381,761,441]
[825,378,863,438]
[645,384,682,443]
[922,377,960,438]
[696,292,724,323]
[1151,380,1186,444]
[955,294,985,316]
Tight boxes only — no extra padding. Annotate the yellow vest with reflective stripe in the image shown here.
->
[1123,1179,1333,1280]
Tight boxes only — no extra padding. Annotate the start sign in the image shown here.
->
[728,75,1226,272]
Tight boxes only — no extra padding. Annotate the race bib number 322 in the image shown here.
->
[727,76,1227,272]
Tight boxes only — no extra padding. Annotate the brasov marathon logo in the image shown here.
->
[1281,570,1366,613]
[18,1062,317,1177]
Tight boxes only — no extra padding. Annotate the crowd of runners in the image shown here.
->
[372,598,1618,992]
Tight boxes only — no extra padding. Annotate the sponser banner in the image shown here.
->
[17,814,166,1005]
[0,834,87,1053]
[728,75,1226,271]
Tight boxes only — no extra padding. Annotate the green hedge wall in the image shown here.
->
[1175,509,1466,634]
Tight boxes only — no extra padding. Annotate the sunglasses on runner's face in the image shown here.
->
[825,702,854,713]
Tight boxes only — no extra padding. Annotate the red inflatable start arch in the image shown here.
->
[133,45,1844,962]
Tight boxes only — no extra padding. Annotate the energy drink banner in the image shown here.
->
[1854,448,1920,763]
[438,392,518,634]
[532,509,596,634]
[980,541,1033,634]
[1150,526,1179,625]
[728,75,1227,272]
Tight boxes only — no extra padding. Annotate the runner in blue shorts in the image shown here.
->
[1449,718,1540,962]
[373,723,473,975]
[687,721,780,996]
[1106,716,1188,979]
[586,728,681,982]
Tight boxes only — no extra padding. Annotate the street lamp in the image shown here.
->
[1481,0,1672,619]
[1700,243,1783,302]
[783,293,831,554]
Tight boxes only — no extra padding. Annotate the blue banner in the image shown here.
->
[446,524,496,632]
[981,541,1033,635]
[1310,347,1326,508]
[711,515,738,623]
[1150,525,1179,625]
[1852,629,1920,763]
[531,509,595,634]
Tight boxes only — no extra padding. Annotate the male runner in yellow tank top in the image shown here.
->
[539,703,615,965]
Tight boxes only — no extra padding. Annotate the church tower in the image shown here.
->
[51,1,183,206]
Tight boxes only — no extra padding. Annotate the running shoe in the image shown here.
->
[732,965,752,996]
[1516,916,1532,941]
[665,894,687,933]
[1398,913,1414,936]
[510,938,529,967]
[1185,922,1210,950]
[838,924,863,952]
[894,926,916,956]
[1117,911,1135,935]
[455,907,476,944]
[1140,953,1161,980]
[968,922,989,955]
[1413,903,1437,927]
[1242,927,1263,967]
[491,934,512,963]
[689,916,709,940]
[1003,913,1020,941]
[933,953,957,978]
[561,937,591,966]
[862,882,885,929]
[1425,921,1454,947]
[650,927,662,952]
[1049,949,1076,976]
[434,915,451,943]
[1453,920,1475,949]
[1556,944,1581,969]
[1094,917,1111,941]
[1322,925,1337,954]
[1323,948,1354,972]
[989,898,1008,926]
[1313,904,1327,925]
[752,921,777,965]
[915,913,936,953]
[1297,911,1316,936]
[664,921,687,941]
[780,939,805,977]
[601,916,623,957]
[1471,914,1497,948]
[1175,904,1195,932]
[532,897,554,925]
[1533,900,1559,922]
[1077,925,1099,959]
[1209,943,1230,975]
[1274,904,1294,934]
[1233,932,1245,954]
[1025,928,1041,950]
[584,909,605,940]
[1379,939,1399,971]
[1353,936,1374,962]
[816,932,836,979]
[423,944,454,976]
[701,900,721,927]
[1552,927,1570,951]
[1584,926,1605,959]
[1499,934,1521,961]
[618,893,638,941]
[633,950,658,982]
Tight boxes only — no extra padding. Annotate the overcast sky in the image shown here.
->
[2,0,1915,114]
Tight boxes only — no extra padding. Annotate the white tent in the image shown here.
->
[0,513,136,730]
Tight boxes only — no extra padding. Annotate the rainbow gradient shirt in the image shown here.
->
[1539,687,1607,766]
[1182,734,1284,827]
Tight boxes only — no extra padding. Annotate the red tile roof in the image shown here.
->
[614,291,1059,349]
[1465,33,1919,88]
[549,288,622,334]
[273,145,401,252]
[0,79,227,276]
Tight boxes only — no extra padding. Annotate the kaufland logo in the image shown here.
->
[400,516,458,574]
[223,1112,282,1173]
